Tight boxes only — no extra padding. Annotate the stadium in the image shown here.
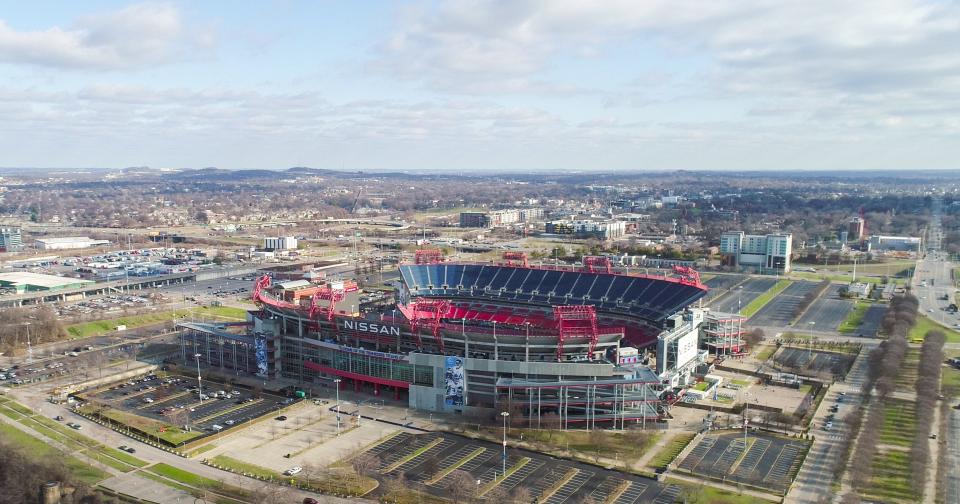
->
[177,251,709,427]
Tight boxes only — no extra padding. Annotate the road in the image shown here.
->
[785,341,874,503]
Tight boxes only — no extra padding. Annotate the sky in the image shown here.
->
[0,0,958,172]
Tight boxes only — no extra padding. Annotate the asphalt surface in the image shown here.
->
[857,304,886,337]
[365,431,684,503]
[795,285,854,332]
[85,373,293,434]
[702,274,746,302]
[709,277,778,314]
[678,431,807,494]
[948,408,960,504]
[774,347,855,377]
[748,281,818,327]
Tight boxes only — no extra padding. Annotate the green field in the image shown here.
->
[669,481,774,504]
[89,406,202,445]
[67,306,249,339]
[864,449,913,502]
[0,421,110,485]
[879,399,917,448]
[648,432,696,470]
[908,315,960,343]
[754,345,777,361]
[742,279,792,318]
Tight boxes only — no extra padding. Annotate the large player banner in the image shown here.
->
[444,356,465,406]
[254,332,269,377]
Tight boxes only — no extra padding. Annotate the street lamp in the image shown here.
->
[334,378,342,436]
[500,411,510,476]
[194,354,203,405]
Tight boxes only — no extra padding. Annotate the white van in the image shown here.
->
[210,424,224,432]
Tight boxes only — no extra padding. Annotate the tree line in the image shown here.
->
[847,294,917,499]
[0,306,66,356]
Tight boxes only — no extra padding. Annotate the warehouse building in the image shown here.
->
[0,272,94,293]
[35,237,110,250]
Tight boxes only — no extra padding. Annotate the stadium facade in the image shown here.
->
[177,253,709,427]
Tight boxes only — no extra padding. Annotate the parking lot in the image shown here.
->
[857,304,886,337]
[774,347,855,377]
[709,278,778,314]
[748,281,819,326]
[702,275,745,302]
[82,373,295,434]
[796,285,854,331]
[363,431,685,503]
[678,431,809,494]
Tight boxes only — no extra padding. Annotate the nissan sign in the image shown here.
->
[341,319,402,336]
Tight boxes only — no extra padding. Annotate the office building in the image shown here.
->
[0,227,23,252]
[720,231,792,273]
[264,236,298,250]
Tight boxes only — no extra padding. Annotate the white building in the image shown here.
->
[36,237,110,250]
[868,235,921,253]
[264,236,298,250]
[656,309,706,387]
[720,231,792,273]
[568,219,626,240]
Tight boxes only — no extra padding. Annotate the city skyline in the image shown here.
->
[1,0,958,171]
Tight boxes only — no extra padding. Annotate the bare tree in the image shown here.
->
[446,470,476,503]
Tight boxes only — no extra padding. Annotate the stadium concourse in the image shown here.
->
[177,252,714,428]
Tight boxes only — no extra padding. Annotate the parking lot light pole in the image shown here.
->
[500,411,510,476]
[334,378,342,436]
[194,353,203,405]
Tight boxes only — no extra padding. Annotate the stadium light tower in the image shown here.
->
[194,353,203,405]
[500,411,510,476]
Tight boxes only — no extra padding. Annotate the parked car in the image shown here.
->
[284,466,302,476]
[275,415,288,421]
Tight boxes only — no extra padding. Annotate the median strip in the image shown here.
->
[537,468,578,502]
[479,457,530,496]
[425,447,485,485]
[742,279,792,318]
[383,437,444,473]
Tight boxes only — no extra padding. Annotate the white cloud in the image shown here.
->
[0,3,210,70]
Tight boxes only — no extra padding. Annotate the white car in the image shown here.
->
[284,466,303,476]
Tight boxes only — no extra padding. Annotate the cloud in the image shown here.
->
[0,3,211,70]
[379,0,960,125]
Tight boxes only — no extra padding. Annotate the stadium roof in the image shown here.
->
[0,271,93,288]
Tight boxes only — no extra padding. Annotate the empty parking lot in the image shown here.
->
[775,347,856,377]
[362,431,685,503]
[709,278,778,314]
[796,285,854,331]
[748,281,819,327]
[678,431,809,494]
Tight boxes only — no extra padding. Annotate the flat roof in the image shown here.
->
[0,271,94,288]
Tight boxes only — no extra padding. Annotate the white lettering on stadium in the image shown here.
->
[342,320,401,336]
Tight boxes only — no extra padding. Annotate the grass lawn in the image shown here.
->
[864,449,914,502]
[839,301,871,333]
[894,349,921,392]
[731,378,753,387]
[669,481,775,504]
[0,421,110,485]
[187,443,217,458]
[90,406,202,445]
[908,315,960,343]
[942,365,960,398]
[691,381,711,392]
[66,306,249,338]
[754,345,777,361]
[879,399,917,448]
[508,428,660,465]
[742,279,792,318]
[648,432,696,470]
[146,463,229,490]
[789,271,890,285]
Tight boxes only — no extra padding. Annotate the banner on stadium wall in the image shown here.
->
[254,332,269,377]
[444,356,465,407]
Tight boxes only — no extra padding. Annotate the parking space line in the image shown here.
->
[613,481,649,504]
[653,484,682,504]
[544,468,593,504]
